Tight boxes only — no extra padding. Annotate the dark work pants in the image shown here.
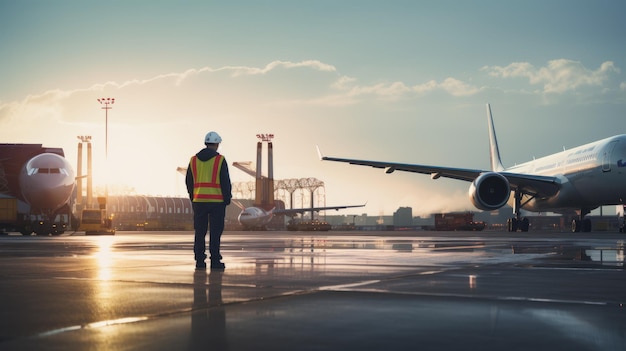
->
[192,202,226,261]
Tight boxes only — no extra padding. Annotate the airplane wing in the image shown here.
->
[317,148,561,198]
[273,203,366,218]
[319,151,483,182]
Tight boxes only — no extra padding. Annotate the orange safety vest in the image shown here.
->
[190,155,224,202]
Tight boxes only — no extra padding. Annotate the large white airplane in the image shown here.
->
[20,153,75,214]
[232,199,365,230]
[3,150,76,235]
[318,104,626,232]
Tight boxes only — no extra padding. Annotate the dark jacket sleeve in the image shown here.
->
[185,162,194,201]
[220,159,232,205]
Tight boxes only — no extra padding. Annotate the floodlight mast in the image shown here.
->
[256,133,274,142]
[97,97,114,203]
[97,98,115,162]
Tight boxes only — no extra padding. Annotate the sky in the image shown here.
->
[1,0,625,217]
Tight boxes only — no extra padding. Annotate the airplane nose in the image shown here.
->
[19,153,75,212]
[22,179,74,211]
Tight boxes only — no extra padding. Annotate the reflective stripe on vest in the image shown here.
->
[191,155,224,202]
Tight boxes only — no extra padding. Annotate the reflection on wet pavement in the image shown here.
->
[0,231,624,350]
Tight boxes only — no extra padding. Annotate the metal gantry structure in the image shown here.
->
[232,177,327,210]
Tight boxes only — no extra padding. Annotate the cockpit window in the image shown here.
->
[28,168,69,175]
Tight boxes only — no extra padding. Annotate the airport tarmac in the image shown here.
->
[0,230,624,351]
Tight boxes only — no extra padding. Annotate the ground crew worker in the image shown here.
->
[186,131,232,270]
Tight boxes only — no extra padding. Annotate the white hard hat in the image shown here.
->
[204,131,222,144]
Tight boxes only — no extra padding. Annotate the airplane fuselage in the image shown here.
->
[508,135,626,213]
[237,206,273,228]
[235,202,365,229]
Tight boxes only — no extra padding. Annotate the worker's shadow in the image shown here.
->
[190,271,228,350]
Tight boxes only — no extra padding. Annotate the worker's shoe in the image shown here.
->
[195,261,207,270]
[210,260,225,271]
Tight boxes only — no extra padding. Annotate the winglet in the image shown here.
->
[486,104,505,172]
[316,145,324,160]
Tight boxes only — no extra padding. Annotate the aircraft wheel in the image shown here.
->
[520,218,530,232]
[34,222,52,236]
[507,218,518,232]
[572,219,581,233]
[582,219,592,232]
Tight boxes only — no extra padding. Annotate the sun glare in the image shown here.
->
[94,236,115,281]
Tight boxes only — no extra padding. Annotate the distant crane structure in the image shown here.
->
[76,135,93,210]
[254,133,275,211]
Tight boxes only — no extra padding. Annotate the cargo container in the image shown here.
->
[0,196,69,235]
[434,212,485,231]
[0,197,18,233]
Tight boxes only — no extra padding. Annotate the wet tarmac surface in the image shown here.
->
[0,230,624,350]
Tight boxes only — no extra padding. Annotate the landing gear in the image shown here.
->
[520,217,529,232]
[28,209,67,236]
[20,224,33,236]
[507,217,530,232]
[507,218,517,232]
[572,208,592,232]
[33,221,52,236]
[508,190,530,232]
[571,218,591,232]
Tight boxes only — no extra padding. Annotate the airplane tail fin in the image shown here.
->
[231,199,246,211]
[486,104,505,172]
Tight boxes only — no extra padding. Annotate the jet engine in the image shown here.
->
[469,172,510,211]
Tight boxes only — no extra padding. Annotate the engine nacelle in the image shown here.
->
[468,172,511,211]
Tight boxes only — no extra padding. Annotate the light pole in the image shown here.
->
[97,98,114,161]
[97,98,114,205]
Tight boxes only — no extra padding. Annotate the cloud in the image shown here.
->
[0,61,340,122]
[1,60,488,127]
[437,78,482,97]
[3,58,618,133]
[483,59,620,93]
[332,76,481,103]
[233,60,337,76]
[178,60,337,83]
